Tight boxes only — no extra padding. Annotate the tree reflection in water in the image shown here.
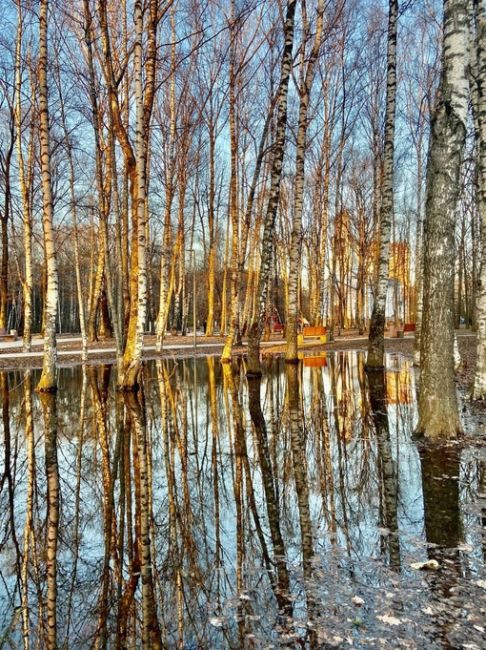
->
[0,351,485,648]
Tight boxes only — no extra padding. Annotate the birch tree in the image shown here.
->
[285,0,325,362]
[470,0,486,399]
[366,0,398,369]
[247,0,297,375]
[37,0,59,392]
[416,0,469,437]
[14,0,33,352]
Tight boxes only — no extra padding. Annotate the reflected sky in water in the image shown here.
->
[0,351,485,648]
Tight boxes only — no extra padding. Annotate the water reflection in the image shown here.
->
[0,352,485,648]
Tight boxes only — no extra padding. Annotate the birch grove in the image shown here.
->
[0,0,483,432]
[2,2,486,647]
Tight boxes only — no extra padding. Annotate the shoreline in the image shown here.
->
[0,331,475,373]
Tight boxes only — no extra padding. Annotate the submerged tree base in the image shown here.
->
[284,357,299,365]
[415,401,463,440]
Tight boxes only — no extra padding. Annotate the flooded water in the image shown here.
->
[0,351,485,648]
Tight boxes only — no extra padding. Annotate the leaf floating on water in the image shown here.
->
[410,559,440,571]
[352,596,364,607]
[209,617,224,628]
[377,614,402,626]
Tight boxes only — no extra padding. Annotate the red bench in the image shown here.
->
[404,323,416,333]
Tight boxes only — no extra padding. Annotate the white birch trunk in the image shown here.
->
[122,0,148,388]
[247,0,297,375]
[366,0,398,369]
[285,0,325,362]
[37,0,59,392]
[14,3,33,353]
[416,0,468,437]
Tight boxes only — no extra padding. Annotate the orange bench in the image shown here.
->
[404,323,416,333]
[298,326,326,346]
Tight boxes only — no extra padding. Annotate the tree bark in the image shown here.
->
[416,0,468,437]
[37,0,59,392]
[366,0,398,369]
[285,0,324,362]
[247,0,297,375]
[222,1,242,361]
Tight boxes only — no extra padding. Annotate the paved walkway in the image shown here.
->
[0,338,278,360]
[0,330,476,360]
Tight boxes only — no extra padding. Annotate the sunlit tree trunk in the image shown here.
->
[0,125,13,332]
[37,0,59,392]
[116,0,163,387]
[222,1,242,361]
[156,7,177,348]
[205,116,217,336]
[286,0,324,361]
[366,0,398,369]
[14,4,33,352]
[416,0,468,437]
[247,0,297,375]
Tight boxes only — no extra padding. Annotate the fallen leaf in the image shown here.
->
[377,614,402,626]
[410,559,440,571]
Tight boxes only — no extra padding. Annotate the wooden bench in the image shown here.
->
[404,323,416,333]
[298,326,326,347]
[0,329,17,342]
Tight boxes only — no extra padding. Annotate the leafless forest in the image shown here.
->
[0,0,486,647]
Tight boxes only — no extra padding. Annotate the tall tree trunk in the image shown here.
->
[0,135,13,332]
[222,1,241,361]
[156,7,177,348]
[121,0,149,388]
[247,0,297,375]
[83,0,121,364]
[14,3,33,351]
[37,0,59,392]
[470,0,486,399]
[285,0,324,361]
[205,115,217,336]
[366,0,398,369]
[416,0,468,437]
